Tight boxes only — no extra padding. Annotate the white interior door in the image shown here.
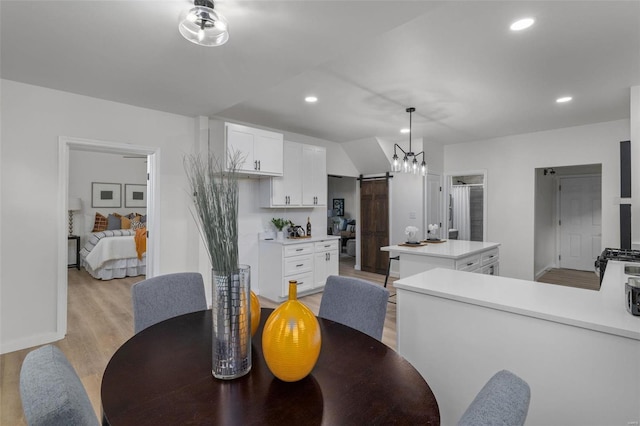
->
[559,176,601,271]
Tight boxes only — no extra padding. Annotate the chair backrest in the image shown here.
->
[132,272,207,334]
[458,369,531,426]
[318,275,389,340]
[19,345,99,426]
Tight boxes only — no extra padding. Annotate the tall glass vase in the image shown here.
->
[211,264,252,379]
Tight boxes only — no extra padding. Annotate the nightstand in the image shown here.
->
[68,235,80,270]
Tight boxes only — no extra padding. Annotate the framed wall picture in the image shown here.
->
[333,198,345,217]
[91,182,121,208]
[125,184,147,208]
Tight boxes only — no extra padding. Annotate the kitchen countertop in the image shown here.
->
[260,235,340,245]
[381,240,500,259]
[394,260,640,340]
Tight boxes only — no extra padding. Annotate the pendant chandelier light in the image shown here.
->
[179,0,229,47]
[392,107,427,176]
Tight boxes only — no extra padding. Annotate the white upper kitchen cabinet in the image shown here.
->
[225,122,283,176]
[263,141,302,207]
[301,145,327,206]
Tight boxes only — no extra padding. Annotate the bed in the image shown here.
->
[80,229,146,280]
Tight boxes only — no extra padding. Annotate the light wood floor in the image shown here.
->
[0,255,394,425]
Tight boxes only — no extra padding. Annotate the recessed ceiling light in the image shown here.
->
[400,128,410,134]
[556,96,573,103]
[305,96,318,103]
[510,17,535,31]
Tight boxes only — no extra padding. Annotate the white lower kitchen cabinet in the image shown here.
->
[259,236,340,302]
[313,240,339,288]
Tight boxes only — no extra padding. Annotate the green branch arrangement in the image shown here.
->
[184,150,245,275]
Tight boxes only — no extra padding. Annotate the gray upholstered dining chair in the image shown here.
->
[19,345,99,426]
[132,272,207,334]
[458,369,531,426]
[318,275,389,341]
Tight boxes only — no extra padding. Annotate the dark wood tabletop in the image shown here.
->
[101,308,440,425]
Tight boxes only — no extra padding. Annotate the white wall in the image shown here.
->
[0,80,198,353]
[390,173,425,245]
[445,119,629,280]
[328,176,357,218]
[534,169,558,278]
[69,151,147,236]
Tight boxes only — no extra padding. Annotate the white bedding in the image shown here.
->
[83,235,139,270]
[83,256,145,280]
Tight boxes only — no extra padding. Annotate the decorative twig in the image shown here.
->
[184,150,245,275]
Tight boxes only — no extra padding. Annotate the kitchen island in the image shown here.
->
[380,240,500,278]
[394,262,640,425]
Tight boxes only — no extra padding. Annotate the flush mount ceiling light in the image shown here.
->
[305,96,318,103]
[179,0,229,47]
[392,107,427,176]
[510,17,535,31]
[556,96,573,103]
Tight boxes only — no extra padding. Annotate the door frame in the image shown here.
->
[555,173,602,270]
[443,169,487,241]
[423,172,443,240]
[57,136,160,337]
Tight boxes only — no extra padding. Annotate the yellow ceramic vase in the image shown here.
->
[250,290,261,336]
[262,281,322,382]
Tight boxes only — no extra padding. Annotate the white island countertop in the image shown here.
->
[394,261,640,340]
[381,240,500,259]
[260,235,339,245]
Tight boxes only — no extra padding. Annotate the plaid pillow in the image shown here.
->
[131,218,146,230]
[92,213,108,232]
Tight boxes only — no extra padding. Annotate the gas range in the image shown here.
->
[595,248,640,284]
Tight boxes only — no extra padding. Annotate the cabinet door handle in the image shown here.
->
[258,160,261,170]
[254,160,258,170]
[467,262,474,266]
[296,248,303,252]
[324,245,330,248]
[296,264,304,267]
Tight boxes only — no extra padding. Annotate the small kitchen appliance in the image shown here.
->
[595,248,640,284]
[626,277,640,316]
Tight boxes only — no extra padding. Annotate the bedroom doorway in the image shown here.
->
[58,137,160,338]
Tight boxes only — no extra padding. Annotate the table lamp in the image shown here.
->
[68,197,82,236]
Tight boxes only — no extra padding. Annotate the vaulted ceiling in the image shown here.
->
[2,1,638,146]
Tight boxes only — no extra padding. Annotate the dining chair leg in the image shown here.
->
[384,256,400,288]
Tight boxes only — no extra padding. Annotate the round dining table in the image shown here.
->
[101,308,440,425]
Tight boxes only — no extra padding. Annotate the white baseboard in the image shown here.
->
[0,331,64,355]
[534,263,557,280]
